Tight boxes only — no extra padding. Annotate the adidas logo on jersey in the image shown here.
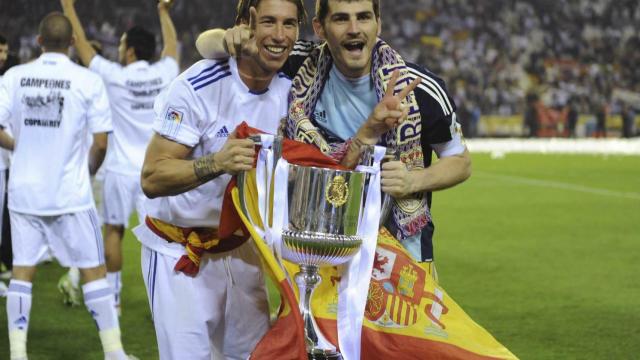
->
[215,126,230,138]
[313,110,327,123]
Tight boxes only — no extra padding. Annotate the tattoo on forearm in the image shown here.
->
[350,137,366,153]
[341,137,368,167]
[193,154,222,182]
[348,137,367,160]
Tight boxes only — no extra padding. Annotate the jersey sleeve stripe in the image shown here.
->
[193,72,232,91]
[416,83,450,116]
[190,65,231,87]
[290,50,310,56]
[293,40,315,50]
[187,59,229,82]
[408,68,454,114]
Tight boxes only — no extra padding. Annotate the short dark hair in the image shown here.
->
[235,0,307,25]
[124,26,156,61]
[0,34,7,45]
[315,0,380,24]
[38,12,73,50]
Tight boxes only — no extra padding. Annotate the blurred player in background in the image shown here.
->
[60,38,105,306]
[0,33,12,297]
[0,12,136,360]
[60,0,179,313]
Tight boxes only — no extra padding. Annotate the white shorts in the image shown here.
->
[102,171,145,226]
[141,240,270,360]
[10,208,105,268]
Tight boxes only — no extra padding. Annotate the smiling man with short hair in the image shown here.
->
[284,0,471,266]
[134,0,305,358]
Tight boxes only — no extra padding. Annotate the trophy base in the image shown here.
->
[308,349,342,360]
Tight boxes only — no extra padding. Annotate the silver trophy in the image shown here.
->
[282,164,366,360]
[238,137,388,359]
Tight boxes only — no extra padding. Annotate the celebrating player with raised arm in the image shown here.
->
[60,0,179,313]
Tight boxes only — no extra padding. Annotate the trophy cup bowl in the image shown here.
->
[282,164,365,266]
[282,164,366,360]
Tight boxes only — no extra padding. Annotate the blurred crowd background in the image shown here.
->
[1,0,638,137]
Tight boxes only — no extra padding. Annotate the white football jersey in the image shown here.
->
[89,56,179,175]
[0,53,112,215]
[144,57,291,229]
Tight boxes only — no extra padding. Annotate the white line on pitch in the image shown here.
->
[475,172,640,201]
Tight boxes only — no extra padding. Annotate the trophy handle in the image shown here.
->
[360,145,395,228]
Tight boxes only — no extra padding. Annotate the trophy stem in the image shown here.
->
[294,265,342,360]
[295,265,321,347]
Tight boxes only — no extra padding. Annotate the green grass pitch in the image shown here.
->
[1,152,639,359]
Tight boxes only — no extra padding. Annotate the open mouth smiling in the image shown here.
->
[265,45,287,55]
[343,40,365,53]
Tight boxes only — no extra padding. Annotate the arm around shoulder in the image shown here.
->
[196,29,228,60]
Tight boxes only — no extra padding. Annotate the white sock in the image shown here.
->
[83,278,126,358]
[68,267,80,288]
[106,271,122,309]
[102,328,129,360]
[7,280,32,360]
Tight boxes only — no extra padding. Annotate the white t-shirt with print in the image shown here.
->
[144,57,290,234]
[0,52,112,215]
[89,55,179,175]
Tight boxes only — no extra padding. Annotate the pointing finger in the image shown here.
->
[384,70,399,97]
[249,6,258,31]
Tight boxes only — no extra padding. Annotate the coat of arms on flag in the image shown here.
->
[366,243,428,328]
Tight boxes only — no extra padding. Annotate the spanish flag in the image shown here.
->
[225,123,517,359]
